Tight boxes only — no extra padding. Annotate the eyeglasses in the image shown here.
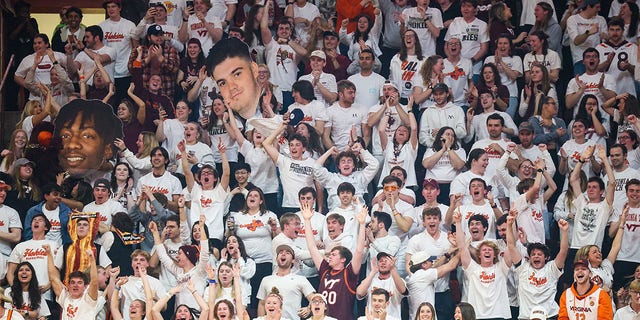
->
[619,136,630,140]
[311,300,325,304]
[384,185,398,191]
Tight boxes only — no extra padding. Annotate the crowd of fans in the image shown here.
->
[1,0,640,319]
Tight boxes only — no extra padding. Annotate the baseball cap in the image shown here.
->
[432,83,449,93]
[310,50,326,60]
[573,259,590,270]
[529,306,547,320]
[376,251,393,260]
[380,80,399,95]
[410,251,437,266]
[519,121,534,133]
[323,30,339,38]
[309,293,327,304]
[288,108,305,127]
[0,180,11,191]
[149,1,167,10]
[14,158,35,168]
[93,179,110,189]
[276,244,295,258]
[147,24,164,37]
[423,178,440,190]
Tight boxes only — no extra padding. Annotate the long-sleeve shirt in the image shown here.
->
[418,102,466,147]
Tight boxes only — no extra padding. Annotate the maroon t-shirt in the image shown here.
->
[318,259,358,320]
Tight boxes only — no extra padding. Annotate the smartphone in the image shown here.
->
[186,0,194,11]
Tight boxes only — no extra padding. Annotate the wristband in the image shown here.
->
[536,168,543,173]
[79,75,85,80]
[114,286,121,291]
[53,61,59,65]
[208,279,217,284]
[183,17,189,22]
[490,203,497,209]
[579,159,585,163]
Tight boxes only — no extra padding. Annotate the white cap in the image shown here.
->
[529,306,547,320]
[310,50,326,60]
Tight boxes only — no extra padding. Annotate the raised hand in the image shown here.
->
[558,219,568,231]
[301,202,313,221]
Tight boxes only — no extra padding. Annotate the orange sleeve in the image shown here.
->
[336,0,375,32]
[558,291,569,320]
[598,290,613,320]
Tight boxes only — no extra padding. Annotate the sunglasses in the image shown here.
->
[383,185,398,192]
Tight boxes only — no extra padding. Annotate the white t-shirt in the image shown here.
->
[459,201,497,240]
[558,139,598,184]
[190,183,229,240]
[449,170,487,205]
[57,288,98,320]
[325,102,369,151]
[299,72,337,106]
[368,103,410,156]
[83,199,126,228]
[379,141,418,188]
[265,41,299,91]
[466,111,518,143]
[402,7,443,56]
[443,57,473,106]
[470,138,511,184]
[257,273,315,320]
[210,0,237,22]
[571,194,611,249]
[515,261,563,318]
[161,0,187,27]
[207,120,242,163]
[566,14,607,63]
[74,46,117,85]
[0,205,21,258]
[389,54,424,99]
[229,211,278,263]
[483,55,523,97]
[463,259,511,319]
[406,268,438,320]
[99,18,136,78]
[9,240,59,297]
[445,17,489,61]
[618,206,640,263]
[120,276,166,320]
[15,52,68,98]
[595,41,638,96]
[289,99,329,128]
[292,2,320,46]
[522,50,562,73]
[422,146,467,184]
[161,118,187,160]
[5,287,51,318]
[42,205,63,246]
[238,143,278,194]
[363,275,405,319]
[512,193,546,244]
[276,156,315,208]
[293,210,324,277]
[188,11,222,57]
[406,230,451,293]
[136,170,183,198]
[567,72,616,119]
[603,167,640,219]
[348,72,387,109]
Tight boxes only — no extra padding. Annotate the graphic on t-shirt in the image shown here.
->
[407,15,431,29]
[240,219,265,231]
[463,27,479,41]
[479,270,495,283]
[446,66,466,80]
[528,272,547,286]
[579,207,597,232]
[277,48,294,72]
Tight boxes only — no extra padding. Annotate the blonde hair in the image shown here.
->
[16,100,42,129]
[478,240,501,264]
[136,131,159,158]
